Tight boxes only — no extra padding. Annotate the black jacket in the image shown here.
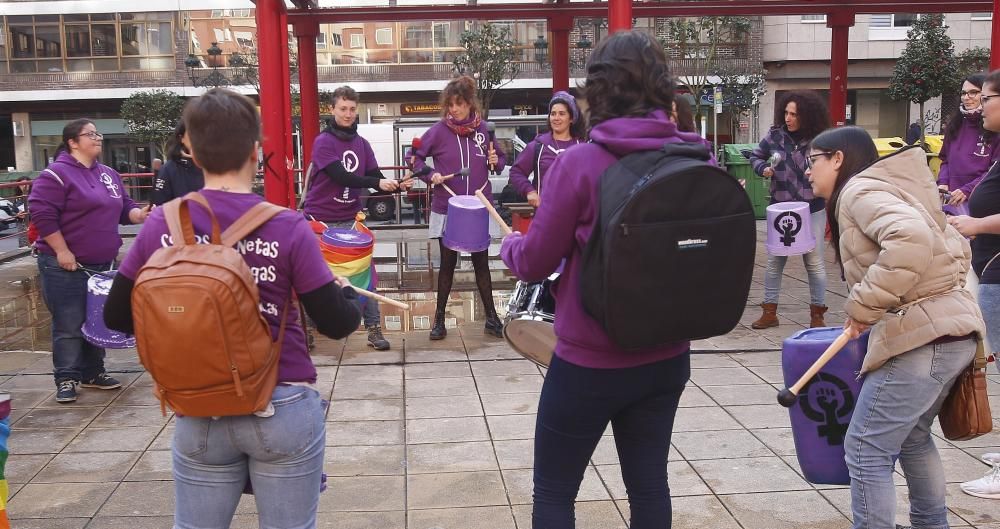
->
[151,158,205,205]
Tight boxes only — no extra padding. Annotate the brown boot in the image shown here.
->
[809,304,828,328]
[751,303,779,329]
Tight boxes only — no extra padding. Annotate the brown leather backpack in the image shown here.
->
[131,192,289,417]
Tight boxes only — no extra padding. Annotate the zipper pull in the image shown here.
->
[621,224,629,236]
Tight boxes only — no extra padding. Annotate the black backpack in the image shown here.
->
[580,142,756,350]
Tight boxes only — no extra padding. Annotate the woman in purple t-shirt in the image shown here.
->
[28,118,151,403]
[103,89,361,529]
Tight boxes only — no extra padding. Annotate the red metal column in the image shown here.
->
[256,0,289,206]
[827,11,855,127]
[280,9,295,207]
[992,0,1000,69]
[608,0,632,33]
[295,22,320,187]
[549,15,572,93]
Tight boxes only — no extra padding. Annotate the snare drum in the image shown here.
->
[503,273,559,367]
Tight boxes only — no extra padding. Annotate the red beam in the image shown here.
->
[549,15,572,93]
[828,11,855,127]
[287,1,992,23]
[608,0,632,33]
[256,0,290,207]
[296,22,320,183]
[281,9,295,207]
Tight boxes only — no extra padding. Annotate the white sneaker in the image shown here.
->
[960,453,1000,499]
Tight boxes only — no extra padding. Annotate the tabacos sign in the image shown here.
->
[401,103,442,116]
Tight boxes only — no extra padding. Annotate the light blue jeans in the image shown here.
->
[172,385,326,529]
[764,209,827,306]
[845,337,976,529]
[979,283,1000,357]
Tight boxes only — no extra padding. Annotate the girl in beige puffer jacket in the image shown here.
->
[806,126,986,529]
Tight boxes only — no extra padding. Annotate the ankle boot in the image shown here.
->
[366,324,390,351]
[751,303,779,329]
[809,304,828,328]
[484,315,503,338]
[429,312,447,340]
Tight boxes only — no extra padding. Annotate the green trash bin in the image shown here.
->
[723,144,769,220]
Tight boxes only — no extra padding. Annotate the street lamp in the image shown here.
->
[534,34,548,65]
[185,42,231,88]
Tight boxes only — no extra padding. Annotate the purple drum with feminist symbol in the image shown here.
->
[782,327,869,485]
[443,195,490,253]
[766,201,815,256]
[82,270,136,349]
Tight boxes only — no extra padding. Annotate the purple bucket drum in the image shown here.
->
[443,195,490,253]
[82,270,136,349]
[766,201,816,256]
[782,326,869,485]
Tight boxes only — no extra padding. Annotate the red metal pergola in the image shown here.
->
[254,0,997,207]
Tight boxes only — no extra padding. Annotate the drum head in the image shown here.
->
[502,318,555,367]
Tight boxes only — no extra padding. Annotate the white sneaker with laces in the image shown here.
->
[960,453,1000,499]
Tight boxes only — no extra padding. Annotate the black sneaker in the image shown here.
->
[366,325,391,351]
[55,380,78,403]
[80,373,122,390]
[484,316,504,338]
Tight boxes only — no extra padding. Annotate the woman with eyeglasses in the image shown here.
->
[807,125,985,528]
[938,73,1000,215]
[28,118,151,403]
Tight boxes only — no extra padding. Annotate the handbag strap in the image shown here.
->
[974,337,988,370]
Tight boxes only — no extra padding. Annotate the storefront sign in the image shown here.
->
[401,103,442,116]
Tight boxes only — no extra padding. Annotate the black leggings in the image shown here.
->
[532,353,690,529]
[436,239,498,318]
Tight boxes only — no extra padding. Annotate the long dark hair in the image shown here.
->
[944,73,991,142]
[773,91,829,141]
[548,101,587,140]
[166,121,188,162]
[583,30,674,130]
[55,118,96,156]
[810,126,879,270]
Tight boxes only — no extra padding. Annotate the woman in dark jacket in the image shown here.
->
[150,122,204,206]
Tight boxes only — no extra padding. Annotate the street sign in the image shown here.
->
[714,87,723,115]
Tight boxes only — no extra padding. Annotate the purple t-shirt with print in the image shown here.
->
[118,190,334,383]
[303,131,381,222]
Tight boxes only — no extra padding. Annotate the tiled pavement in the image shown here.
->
[3,228,1000,528]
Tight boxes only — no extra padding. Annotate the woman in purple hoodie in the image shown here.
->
[938,73,1000,215]
[411,76,506,339]
[29,118,150,403]
[501,30,696,529]
[508,91,585,208]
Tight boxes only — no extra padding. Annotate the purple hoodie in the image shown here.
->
[508,132,584,197]
[500,110,693,369]
[30,152,137,263]
[411,118,507,214]
[938,113,1000,197]
[303,131,380,222]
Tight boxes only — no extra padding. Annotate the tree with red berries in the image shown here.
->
[888,14,957,146]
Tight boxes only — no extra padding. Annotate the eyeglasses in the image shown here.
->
[961,89,982,98]
[806,152,832,168]
[981,93,1000,105]
[78,131,104,140]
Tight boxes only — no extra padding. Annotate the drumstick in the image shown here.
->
[346,286,410,310]
[475,190,513,236]
[777,331,851,407]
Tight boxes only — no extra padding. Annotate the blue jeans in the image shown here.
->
[764,209,827,306]
[845,338,976,529]
[36,253,110,383]
[532,352,690,529]
[978,283,1000,357]
[172,385,326,529]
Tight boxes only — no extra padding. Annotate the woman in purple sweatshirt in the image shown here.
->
[938,73,1000,215]
[507,91,585,207]
[411,76,506,339]
[29,118,150,403]
[500,31,694,529]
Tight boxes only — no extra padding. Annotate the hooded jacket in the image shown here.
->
[836,147,985,373]
[938,112,1000,197]
[750,126,825,213]
[29,152,137,263]
[500,109,696,368]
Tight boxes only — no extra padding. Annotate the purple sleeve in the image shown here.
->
[937,136,952,187]
[110,168,139,224]
[27,170,67,238]
[500,153,584,282]
[749,137,771,177]
[118,211,166,280]
[508,144,537,196]
[492,135,507,172]
[411,128,437,184]
[288,217,335,294]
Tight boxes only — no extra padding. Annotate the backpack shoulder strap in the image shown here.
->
[221,202,287,247]
[161,200,188,247]
[164,192,222,246]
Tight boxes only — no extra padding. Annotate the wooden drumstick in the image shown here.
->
[347,286,410,310]
[777,331,851,407]
[475,189,513,236]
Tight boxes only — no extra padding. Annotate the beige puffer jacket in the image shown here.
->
[836,147,985,373]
